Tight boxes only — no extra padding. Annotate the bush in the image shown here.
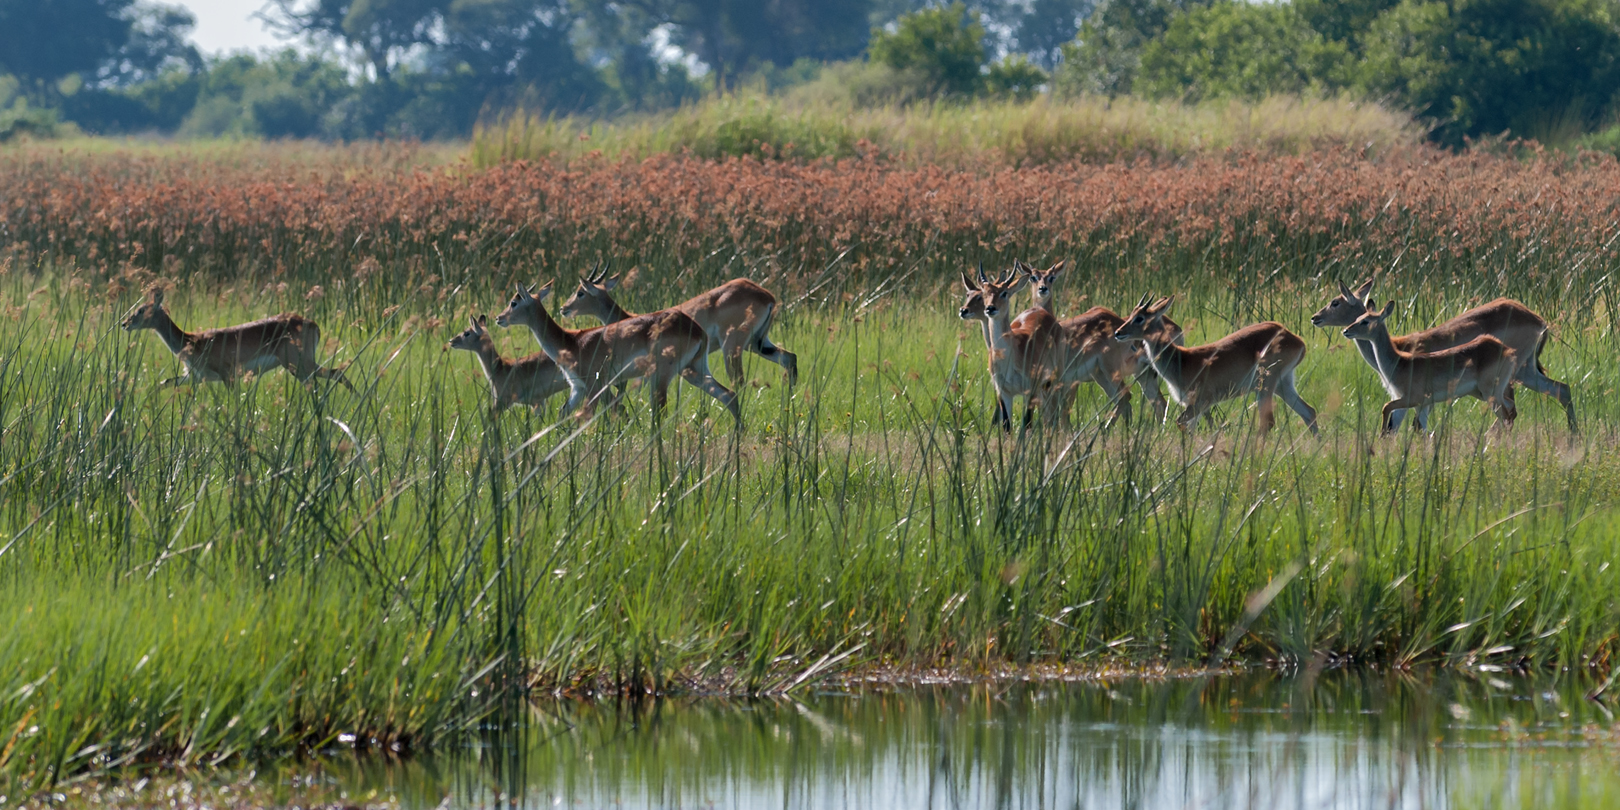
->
[986,56,1048,101]
[1357,0,1620,147]
[1137,1,1351,101]
[869,3,988,97]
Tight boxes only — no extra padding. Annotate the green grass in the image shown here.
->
[0,254,1617,790]
[470,92,1420,167]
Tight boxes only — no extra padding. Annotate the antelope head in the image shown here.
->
[122,287,169,332]
[1311,277,1376,328]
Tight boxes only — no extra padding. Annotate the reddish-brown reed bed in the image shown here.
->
[3,146,1619,318]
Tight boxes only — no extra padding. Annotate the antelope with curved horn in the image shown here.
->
[958,262,1065,432]
[1113,295,1318,434]
[496,280,741,424]
[560,261,798,388]
[448,315,571,413]
[1013,259,1173,426]
[1311,277,1573,432]
[121,287,353,391]
[1341,300,1517,434]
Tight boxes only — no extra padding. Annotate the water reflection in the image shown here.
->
[323,670,1620,809]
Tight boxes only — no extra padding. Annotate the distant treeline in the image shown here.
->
[4,0,1620,148]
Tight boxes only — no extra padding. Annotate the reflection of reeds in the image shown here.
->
[0,143,1617,790]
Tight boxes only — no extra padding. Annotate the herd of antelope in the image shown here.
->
[960,262,1575,436]
[118,259,1575,436]
[121,265,796,427]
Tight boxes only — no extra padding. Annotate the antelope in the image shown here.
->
[1014,260,1172,426]
[1112,295,1318,434]
[495,281,741,424]
[560,265,798,388]
[448,315,571,413]
[1340,300,1517,433]
[958,264,1065,432]
[1311,278,1573,432]
[121,288,353,391]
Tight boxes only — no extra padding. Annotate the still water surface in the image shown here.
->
[321,671,1619,809]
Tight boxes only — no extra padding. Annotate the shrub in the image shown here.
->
[985,56,1048,102]
[1137,1,1352,101]
[1357,0,1620,147]
[869,3,988,97]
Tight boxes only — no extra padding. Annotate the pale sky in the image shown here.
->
[174,0,295,55]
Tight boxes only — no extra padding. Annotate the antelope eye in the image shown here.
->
[1330,301,1339,307]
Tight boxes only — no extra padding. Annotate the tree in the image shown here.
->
[1359,0,1620,146]
[1053,0,1207,96]
[1013,0,1094,70]
[0,0,136,86]
[627,0,872,91]
[267,0,443,80]
[869,2,987,96]
[1137,1,1350,101]
[95,3,204,87]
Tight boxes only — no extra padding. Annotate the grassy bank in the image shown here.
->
[470,93,1421,167]
[1,145,1618,789]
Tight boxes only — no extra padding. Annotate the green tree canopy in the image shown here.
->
[869,2,987,96]
[1359,0,1620,146]
[1137,1,1349,101]
[0,0,136,85]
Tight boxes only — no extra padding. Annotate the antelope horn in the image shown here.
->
[977,261,988,285]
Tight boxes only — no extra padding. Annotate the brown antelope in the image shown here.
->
[1112,295,1318,434]
[121,288,353,391]
[448,316,571,413]
[1341,300,1517,434]
[495,281,741,424]
[1014,260,1172,426]
[559,265,798,388]
[1311,278,1573,432]
[958,265,1065,432]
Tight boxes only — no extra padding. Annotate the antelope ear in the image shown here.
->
[151,287,164,305]
[537,281,554,300]
[961,271,979,292]
[469,317,479,330]
[1047,260,1065,276]
[1151,295,1175,314]
[1378,299,1395,318]
[1356,278,1376,299]
[478,315,488,328]
[602,274,621,291]
[1338,279,1354,300]
[1006,272,1029,292]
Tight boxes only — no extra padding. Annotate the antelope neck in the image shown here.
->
[470,336,510,380]
[522,303,577,358]
[148,310,191,356]
[598,298,635,323]
[1358,321,1402,378]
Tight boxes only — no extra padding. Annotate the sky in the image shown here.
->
[175,0,293,55]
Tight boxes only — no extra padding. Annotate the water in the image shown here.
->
[316,670,1620,809]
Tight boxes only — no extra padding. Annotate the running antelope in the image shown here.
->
[448,316,570,413]
[121,288,353,391]
[496,281,741,424]
[1014,260,1172,426]
[1340,300,1517,434]
[560,265,798,388]
[1113,295,1318,434]
[959,265,1065,432]
[1311,278,1573,432]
